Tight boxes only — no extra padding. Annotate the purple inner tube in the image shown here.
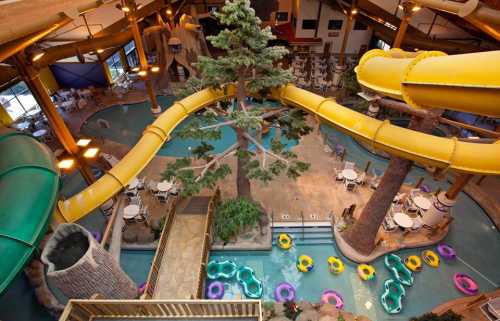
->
[437,243,456,259]
[207,281,225,299]
[274,282,296,302]
[92,231,102,242]
[321,290,344,309]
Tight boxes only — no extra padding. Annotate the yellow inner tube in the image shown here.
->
[327,256,344,274]
[277,233,292,250]
[297,255,314,273]
[422,250,440,267]
[404,255,422,272]
[357,264,376,281]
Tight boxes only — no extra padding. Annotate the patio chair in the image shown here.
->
[356,172,366,185]
[137,177,146,190]
[370,175,380,190]
[344,161,355,171]
[345,180,356,191]
[383,214,398,232]
[410,217,424,232]
[147,180,159,194]
[334,168,344,181]
[125,188,138,197]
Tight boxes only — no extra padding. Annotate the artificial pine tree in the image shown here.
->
[163,0,311,200]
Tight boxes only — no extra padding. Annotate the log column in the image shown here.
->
[332,4,357,87]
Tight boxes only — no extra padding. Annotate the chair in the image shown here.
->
[370,175,380,190]
[137,177,146,190]
[125,188,138,197]
[356,172,366,185]
[344,161,355,171]
[129,195,141,206]
[156,191,169,203]
[148,180,159,194]
[393,192,405,204]
[334,168,344,181]
[411,216,423,231]
[345,180,356,191]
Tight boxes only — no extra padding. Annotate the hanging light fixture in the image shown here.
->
[29,47,45,62]
[138,69,147,77]
[58,158,75,170]
[150,65,160,73]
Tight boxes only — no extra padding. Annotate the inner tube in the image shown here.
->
[321,289,344,309]
[207,260,238,280]
[327,256,344,274]
[138,282,147,295]
[274,282,296,302]
[297,255,314,273]
[357,264,376,281]
[206,281,225,299]
[277,233,293,250]
[236,266,263,299]
[422,250,440,268]
[437,243,456,260]
[384,254,414,287]
[404,255,422,272]
[380,279,405,314]
[453,273,479,296]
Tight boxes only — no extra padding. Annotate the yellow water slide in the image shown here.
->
[54,50,500,223]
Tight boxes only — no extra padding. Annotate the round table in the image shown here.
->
[393,212,414,229]
[413,196,431,211]
[123,204,140,219]
[157,181,173,192]
[342,169,358,181]
[33,129,48,138]
[128,178,139,190]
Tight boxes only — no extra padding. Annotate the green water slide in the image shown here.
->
[0,127,60,294]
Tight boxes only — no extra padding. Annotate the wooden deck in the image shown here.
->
[432,289,500,321]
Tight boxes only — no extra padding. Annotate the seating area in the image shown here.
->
[333,161,366,191]
[383,188,432,232]
[53,87,96,113]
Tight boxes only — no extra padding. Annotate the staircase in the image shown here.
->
[272,226,334,245]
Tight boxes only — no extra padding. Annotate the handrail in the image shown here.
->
[194,188,220,299]
[59,299,262,321]
[100,196,122,248]
[141,196,178,299]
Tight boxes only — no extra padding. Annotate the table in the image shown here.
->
[128,178,139,190]
[33,129,48,138]
[157,181,173,192]
[123,204,140,219]
[413,196,431,211]
[393,212,414,229]
[342,169,358,181]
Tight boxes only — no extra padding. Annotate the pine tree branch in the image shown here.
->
[242,132,289,164]
[199,107,288,130]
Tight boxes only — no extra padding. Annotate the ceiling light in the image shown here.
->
[58,158,75,169]
[412,5,421,11]
[77,138,92,147]
[30,48,45,62]
[138,70,147,76]
[116,4,130,12]
[166,8,173,15]
[83,147,99,158]
[97,48,104,53]
[151,66,160,72]
[137,3,143,9]
[132,66,140,72]
[351,9,358,15]
[398,4,403,10]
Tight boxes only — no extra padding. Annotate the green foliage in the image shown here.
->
[176,77,204,98]
[215,197,262,242]
[277,109,313,140]
[410,310,463,321]
[162,158,231,197]
[340,66,361,97]
[228,108,263,130]
[175,113,221,141]
[192,142,214,161]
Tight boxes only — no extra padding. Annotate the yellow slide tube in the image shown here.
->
[356,49,500,118]
[55,51,500,223]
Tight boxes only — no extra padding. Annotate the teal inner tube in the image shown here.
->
[207,260,238,280]
[380,279,406,314]
[0,127,60,294]
[384,254,414,287]
[236,266,263,299]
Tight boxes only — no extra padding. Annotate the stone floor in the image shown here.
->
[431,288,500,321]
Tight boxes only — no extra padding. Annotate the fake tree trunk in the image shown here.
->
[41,224,137,299]
[236,75,252,199]
[342,113,439,255]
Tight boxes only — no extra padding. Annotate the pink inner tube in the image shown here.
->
[138,282,146,294]
[453,273,479,296]
[207,281,225,299]
[437,243,456,260]
[321,289,344,309]
[274,282,296,302]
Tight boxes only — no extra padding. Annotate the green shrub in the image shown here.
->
[215,198,262,243]
[410,310,463,321]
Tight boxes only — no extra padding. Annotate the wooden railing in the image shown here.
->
[194,188,221,299]
[59,299,262,321]
[141,196,178,299]
[100,196,123,248]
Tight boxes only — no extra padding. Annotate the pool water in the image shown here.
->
[81,96,297,157]
[209,125,500,320]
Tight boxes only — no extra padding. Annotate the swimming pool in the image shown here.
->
[208,125,500,320]
[81,96,297,157]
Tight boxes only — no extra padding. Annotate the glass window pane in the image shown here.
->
[302,19,317,30]
[124,40,135,54]
[328,19,343,30]
[3,96,25,120]
[9,81,29,95]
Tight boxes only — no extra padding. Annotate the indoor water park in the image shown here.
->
[0,1,499,321]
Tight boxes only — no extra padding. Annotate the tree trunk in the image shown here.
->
[342,112,440,255]
[235,75,252,199]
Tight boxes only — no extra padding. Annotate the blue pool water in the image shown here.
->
[81,96,297,157]
[209,124,500,320]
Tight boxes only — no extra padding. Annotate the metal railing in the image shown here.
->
[194,188,220,299]
[141,196,178,299]
[59,299,262,321]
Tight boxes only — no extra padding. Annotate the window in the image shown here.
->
[328,19,343,30]
[0,81,40,120]
[124,41,139,68]
[376,39,391,51]
[106,51,124,81]
[275,11,288,22]
[354,20,368,30]
[207,5,219,13]
[301,19,317,30]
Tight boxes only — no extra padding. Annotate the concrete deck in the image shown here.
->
[432,289,500,321]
